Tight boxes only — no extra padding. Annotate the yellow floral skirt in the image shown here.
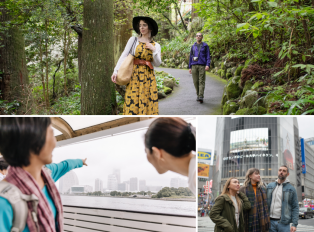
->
[123,64,159,115]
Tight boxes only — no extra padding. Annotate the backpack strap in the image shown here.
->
[0,181,39,232]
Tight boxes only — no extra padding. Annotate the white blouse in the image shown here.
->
[113,36,162,75]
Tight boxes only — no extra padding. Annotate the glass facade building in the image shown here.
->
[212,117,302,201]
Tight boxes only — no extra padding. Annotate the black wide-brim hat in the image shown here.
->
[133,16,158,37]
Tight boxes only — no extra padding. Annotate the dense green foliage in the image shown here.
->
[152,187,193,198]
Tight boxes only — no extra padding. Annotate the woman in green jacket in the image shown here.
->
[209,177,251,232]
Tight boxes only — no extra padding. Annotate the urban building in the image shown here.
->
[71,185,93,194]
[301,138,314,204]
[130,177,138,192]
[107,174,118,191]
[59,170,79,194]
[170,178,188,188]
[213,117,302,202]
[95,178,104,192]
[118,183,129,192]
[113,169,121,184]
[139,180,147,191]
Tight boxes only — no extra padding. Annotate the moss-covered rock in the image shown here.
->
[231,67,237,76]
[264,93,282,112]
[251,81,264,90]
[163,87,172,94]
[226,73,233,79]
[226,76,242,100]
[223,101,239,115]
[163,78,176,89]
[221,70,226,79]
[221,87,228,112]
[235,65,244,76]
[158,91,167,99]
[235,106,266,115]
[240,90,258,109]
[241,80,253,96]
[221,61,225,69]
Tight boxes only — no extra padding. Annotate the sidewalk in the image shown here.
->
[198,216,215,232]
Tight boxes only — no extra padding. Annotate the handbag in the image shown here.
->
[116,37,138,85]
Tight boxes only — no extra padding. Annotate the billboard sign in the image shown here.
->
[198,151,211,161]
[301,138,306,174]
[198,163,210,177]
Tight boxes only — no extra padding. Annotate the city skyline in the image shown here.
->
[53,122,192,189]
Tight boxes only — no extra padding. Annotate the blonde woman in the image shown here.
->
[209,177,251,232]
[111,16,162,115]
[239,168,270,232]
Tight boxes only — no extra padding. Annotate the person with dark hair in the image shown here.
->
[144,117,196,195]
[0,117,88,232]
[111,16,162,115]
[266,165,298,232]
[239,168,270,232]
[0,158,9,181]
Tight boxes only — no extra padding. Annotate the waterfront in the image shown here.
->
[61,195,195,216]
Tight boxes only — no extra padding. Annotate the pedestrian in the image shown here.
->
[202,208,205,217]
[111,16,162,115]
[266,165,298,232]
[0,158,9,181]
[239,168,270,232]
[144,117,196,195]
[188,32,211,104]
[209,177,251,232]
[0,118,88,232]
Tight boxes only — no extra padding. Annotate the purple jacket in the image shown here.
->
[188,42,211,69]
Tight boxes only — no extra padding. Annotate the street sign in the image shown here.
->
[203,181,212,193]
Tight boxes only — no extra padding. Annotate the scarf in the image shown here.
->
[5,166,63,232]
[244,182,270,232]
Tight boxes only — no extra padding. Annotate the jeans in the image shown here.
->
[269,219,290,232]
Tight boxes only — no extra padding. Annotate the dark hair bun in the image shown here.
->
[145,118,196,157]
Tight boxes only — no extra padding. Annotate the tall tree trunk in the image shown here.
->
[81,0,115,115]
[161,6,171,40]
[191,0,199,21]
[0,0,29,113]
[63,23,68,95]
[45,19,50,108]
[39,37,47,106]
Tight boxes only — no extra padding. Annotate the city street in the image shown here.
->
[198,216,314,232]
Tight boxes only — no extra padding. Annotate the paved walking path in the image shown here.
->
[156,67,226,115]
[198,216,314,232]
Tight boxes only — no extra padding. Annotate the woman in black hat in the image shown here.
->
[111,16,162,115]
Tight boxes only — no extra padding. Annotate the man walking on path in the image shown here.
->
[188,32,211,103]
[266,165,298,232]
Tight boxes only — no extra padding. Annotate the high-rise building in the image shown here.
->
[170,178,188,188]
[118,183,129,191]
[113,169,121,184]
[212,117,302,201]
[301,138,314,201]
[59,170,79,194]
[139,180,147,191]
[95,178,104,192]
[130,177,138,192]
[107,174,117,190]
[71,185,93,194]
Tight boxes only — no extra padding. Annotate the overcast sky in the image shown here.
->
[53,118,196,190]
[198,117,314,165]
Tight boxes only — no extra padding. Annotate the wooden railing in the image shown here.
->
[63,205,196,232]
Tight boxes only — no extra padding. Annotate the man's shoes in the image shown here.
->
[199,98,203,103]
[196,97,200,101]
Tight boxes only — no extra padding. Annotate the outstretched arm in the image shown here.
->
[46,159,87,182]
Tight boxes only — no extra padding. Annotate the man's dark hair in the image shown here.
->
[0,158,9,171]
[0,117,51,167]
[280,165,289,174]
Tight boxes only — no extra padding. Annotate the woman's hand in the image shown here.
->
[145,42,156,51]
[82,158,88,166]
[111,73,117,83]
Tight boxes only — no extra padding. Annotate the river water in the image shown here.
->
[61,195,195,216]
